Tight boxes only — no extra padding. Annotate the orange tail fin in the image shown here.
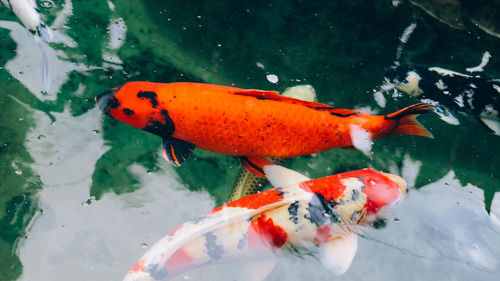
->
[386,103,433,138]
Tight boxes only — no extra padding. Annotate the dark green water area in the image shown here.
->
[0,0,499,280]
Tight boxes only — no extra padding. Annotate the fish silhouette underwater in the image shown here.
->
[1,0,52,89]
[96,82,432,176]
[122,165,407,281]
[385,63,500,135]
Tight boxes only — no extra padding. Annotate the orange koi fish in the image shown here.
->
[96,82,431,176]
[122,165,407,281]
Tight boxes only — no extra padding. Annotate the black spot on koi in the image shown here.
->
[144,110,175,137]
[123,108,134,115]
[237,233,248,250]
[146,263,168,280]
[107,96,120,109]
[137,91,159,108]
[351,189,360,201]
[205,232,224,260]
[288,201,300,224]
[306,193,340,227]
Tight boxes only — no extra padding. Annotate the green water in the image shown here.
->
[0,1,499,280]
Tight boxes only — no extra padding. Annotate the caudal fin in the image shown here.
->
[386,103,433,138]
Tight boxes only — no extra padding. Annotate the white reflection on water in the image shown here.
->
[0,18,91,100]
[18,102,214,281]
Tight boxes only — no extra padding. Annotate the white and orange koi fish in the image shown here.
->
[123,165,407,281]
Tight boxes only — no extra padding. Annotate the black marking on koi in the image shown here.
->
[237,233,248,250]
[146,263,168,280]
[138,91,159,108]
[107,96,120,109]
[351,190,359,201]
[123,108,134,115]
[144,110,175,137]
[288,201,300,224]
[329,111,359,117]
[205,232,224,260]
[306,193,340,227]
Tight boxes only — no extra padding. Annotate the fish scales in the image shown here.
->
[98,82,429,159]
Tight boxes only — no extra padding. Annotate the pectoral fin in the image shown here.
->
[263,165,310,189]
[162,137,195,167]
[319,232,358,275]
[239,156,274,177]
[242,257,277,281]
[434,106,460,125]
[479,118,500,136]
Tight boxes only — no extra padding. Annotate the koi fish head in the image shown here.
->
[357,169,406,221]
[301,168,406,229]
[96,82,175,138]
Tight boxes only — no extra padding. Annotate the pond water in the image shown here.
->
[0,1,499,280]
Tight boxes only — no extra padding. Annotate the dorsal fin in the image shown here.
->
[327,108,359,117]
[233,90,282,99]
[234,90,359,116]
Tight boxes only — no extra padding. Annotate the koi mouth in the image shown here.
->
[381,172,407,195]
[96,88,120,113]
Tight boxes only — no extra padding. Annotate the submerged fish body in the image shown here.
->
[1,0,52,90]
[1,0,51,40]
[123,165,407,281]
[385,63,500,134]
[96,82,431,172]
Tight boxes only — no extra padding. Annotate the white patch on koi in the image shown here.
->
[435,79,447,90]
[453,95,465,108]
[373,91,386,108]
[395,71,423,97]
[429,67,472,78]
[420,99,440,106]
[349,124,373,158]
[480,118,500,136]
[338,178,368,221]
[464,89,475,109]
[466,51,491,73]
[395,22,416,61]
[493,84,500,94]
